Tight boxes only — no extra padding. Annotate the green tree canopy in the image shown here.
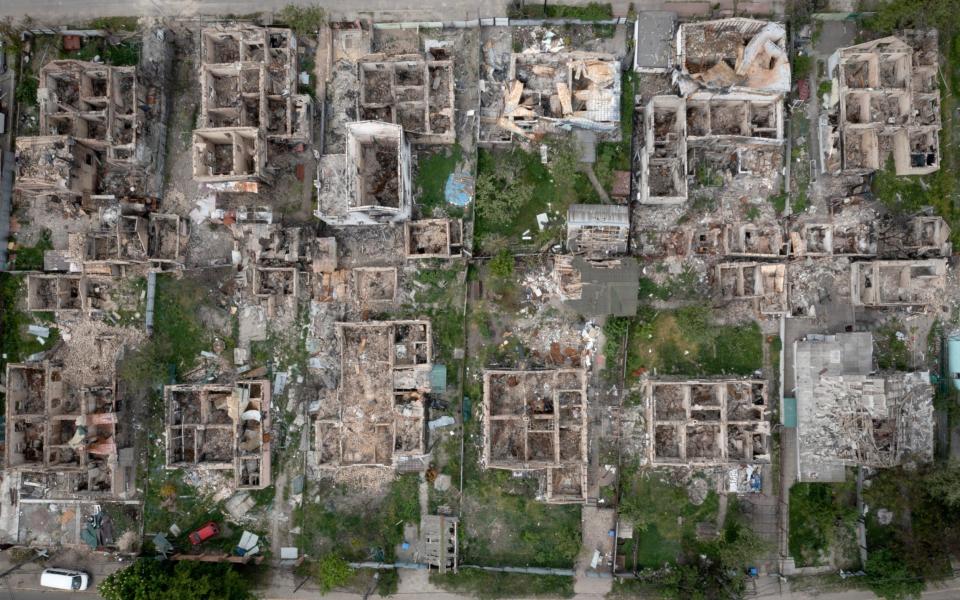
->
[99,559,255,600]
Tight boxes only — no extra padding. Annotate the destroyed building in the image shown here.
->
[420,515,458,573]
[789,221,878,257]
[850,259,946,307]
[193,25,312,182]
[482,369,588,503]
[38,60,143,163]
[793,332,934,482]
[676,19,790,95]
[404,219,463,258]
[315,321,432,471]
[879,215,952,258]
[5,361,131,495]
[490,52,621,142]
[639,18,788,205]
[566,204,630,257]
[357,53,456,143]
[315,121,413,225]
[825,32,941,175]
[554,255,640,317]
[14,136,99,198]
[715,262,787,315]
[645,379,770,466]
[164,381,272,490]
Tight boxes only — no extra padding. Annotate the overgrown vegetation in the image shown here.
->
[874,319,913,371]
[430,570,574,599]
[618,469,720,568]
[508,1,613,20]
[99,558,255,600]
[0,274,60,381]
[296,475,421,562]
[119,274,211,390]
[863,0,960,245]
[415,145,463,217]
[11,228,52,270]
[621,306,763,378]
[313,554,353,593]
[277,4,326,35]
[788,481,858,567]
[475,139,600,251]
[615,467,767,598]
[595,71,636,192]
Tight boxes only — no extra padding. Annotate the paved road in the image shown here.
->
[0,0,758,22]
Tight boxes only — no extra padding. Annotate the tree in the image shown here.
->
[865,548,925,600]
[489,249,514,279]
[278,4,326,36]
[98,559,254,600]
[314,554,352,593]
[925,461,960,509]
[99,559,167,600]
[474,172,532,228]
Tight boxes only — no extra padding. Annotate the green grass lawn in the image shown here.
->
[415,145,463,217]
[618,469,720,570]
[430,570,574,599]
[623,306,763,378]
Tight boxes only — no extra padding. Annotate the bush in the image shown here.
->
[278,4,326,36]
[489,249,514,279]
[474,171,533,228]
[793,54,813,82]
[315,554,353,593]
[99,559,255,600]
[15,76,38,106]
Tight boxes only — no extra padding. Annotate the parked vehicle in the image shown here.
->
[189,521,220,545]
[40,568,89,591]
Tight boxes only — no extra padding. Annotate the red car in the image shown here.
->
[188,521,220,545]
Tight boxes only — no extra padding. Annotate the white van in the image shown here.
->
[40,568,90,591]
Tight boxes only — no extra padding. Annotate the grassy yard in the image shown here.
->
[430,570,574,599]
[873,318,913,371]
[788,481,858,568]
[296,475,421,562]
[415,145,463,217]
[618,468,720,570]
[618,306,763,379]
[474,139,600,252]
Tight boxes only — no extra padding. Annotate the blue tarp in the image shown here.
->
[444,172,473,206]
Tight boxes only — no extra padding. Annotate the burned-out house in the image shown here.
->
[38,60,143,164]
[793,332,933,482]
[645,379,770,466]
[192,25,312,182]
[315,121,413,225]
[314,321,432,471]
[5,359,132,496]
[850,259,946,308]
[638,18,788,205]
[482,369,589,503]
[357,53,456,144]
[164,381,272,490]
[825,32,941,175]
[14,136,99,198]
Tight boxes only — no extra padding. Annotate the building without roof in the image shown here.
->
[638,18,789,205]
[482,369,588,503]
[850,259,946,307]
[14,136,99,198]
[38,60,143,164]
[645,379,770,466]
[5,361,132,496]
[315,321,432,471]
[164,380,272,490]
[192,24,312,183]
[825,32,940,176]
[357,53,456,144]
[793,332,933,482]
[315,121,412,225]
[492,52,621,141]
